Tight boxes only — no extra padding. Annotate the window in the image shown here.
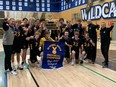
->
[0,6,3,10]
[19,7,22,10]
[36,0,39,2]
[12,6,16,10]
[30,0,34,2]
[75,1,77,6]
[19,2,22,6]
[42,8,45,11]
[0,1,3,5]
[6,6,10,10]
[47,0,50,3]
[6,1,10,5]
[47,8,50,11]
[36,8,40,11]
[61,7,63,10]
[12,2,16,5]
[36,3,39,7]
[42,3,45,7]
[82,0,85,4]
[42,0,45,2]
[69,4,71,8]
[47,4,50,7]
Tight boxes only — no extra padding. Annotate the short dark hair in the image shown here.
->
[22,18,28,21]
[35,19,40,22]
[40,19,45,22]
[59,18,64,22]
[25,23,30,28]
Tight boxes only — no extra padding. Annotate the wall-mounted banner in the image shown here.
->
[81,1,116,21]
[42,41,65,69]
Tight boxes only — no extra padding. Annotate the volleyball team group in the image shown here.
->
[2,17,114,75]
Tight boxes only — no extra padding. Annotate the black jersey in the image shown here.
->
[82,38,93,51]
[100,26,113,44]
[12,27,22,53]
[59,37,72,51]
[59,24,66,36]
[19,24,29,49]
[13,27,21,44]
[19,24,25,36]
[28,37,40,52]
[65,25,74,38]
[87,23,99,42]
[27,24,36,36]
[19,24,26,40]
[71,38,81,51]
[72,24,84,39]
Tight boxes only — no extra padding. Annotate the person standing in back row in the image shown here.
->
[2,18,17,75]
[100,22,114,68]
[87,20,99,64]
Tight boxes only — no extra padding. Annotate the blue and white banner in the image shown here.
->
[42,41,65,69]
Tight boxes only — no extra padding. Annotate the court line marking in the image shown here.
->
[2,52,8,87]
[28,67,40,87]
[81,64,116,83]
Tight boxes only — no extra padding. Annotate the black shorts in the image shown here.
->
[21,43,28,49]
[12,45,21,53]
[21,41,28,49]
[30,50,41,63]
[71,47,79,59]
[65,51,70,58]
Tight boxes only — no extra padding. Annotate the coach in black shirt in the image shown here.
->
[87,20,99,63]
[100,22,114,68]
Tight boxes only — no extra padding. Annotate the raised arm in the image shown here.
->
[2,22,9,31]
[107,23,114,32]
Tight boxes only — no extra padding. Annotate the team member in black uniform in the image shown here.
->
[59,31,72,63]
[71,32,82,65]
[72,19,85,39]
[81,32,95,63]
[65,20,74,38]
[19,18,29,68]
[34,19,40,31]
[11,20,23,70]
[87,20,99,63]
[58,18,66,37]
[26,31,41,66]
[100,22,114,68]
[27,17,36,36]
[50,21,58,41]
[39,19,47,38]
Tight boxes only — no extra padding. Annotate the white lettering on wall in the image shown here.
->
[102,3,109,18]
[81,2,116,21]
[81,9,87,20]
[95,5,101,19]
[108,2,116,17]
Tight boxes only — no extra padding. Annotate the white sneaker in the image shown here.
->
[17,65,23,70]
[71,60,75,66]
[10,70,17,75]
[12,66,16,71]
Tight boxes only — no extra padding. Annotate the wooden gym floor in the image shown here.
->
[0,40,116,87]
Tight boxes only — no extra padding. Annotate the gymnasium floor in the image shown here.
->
[0,39,116,87]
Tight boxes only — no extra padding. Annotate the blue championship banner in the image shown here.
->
[42,41,65,69]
